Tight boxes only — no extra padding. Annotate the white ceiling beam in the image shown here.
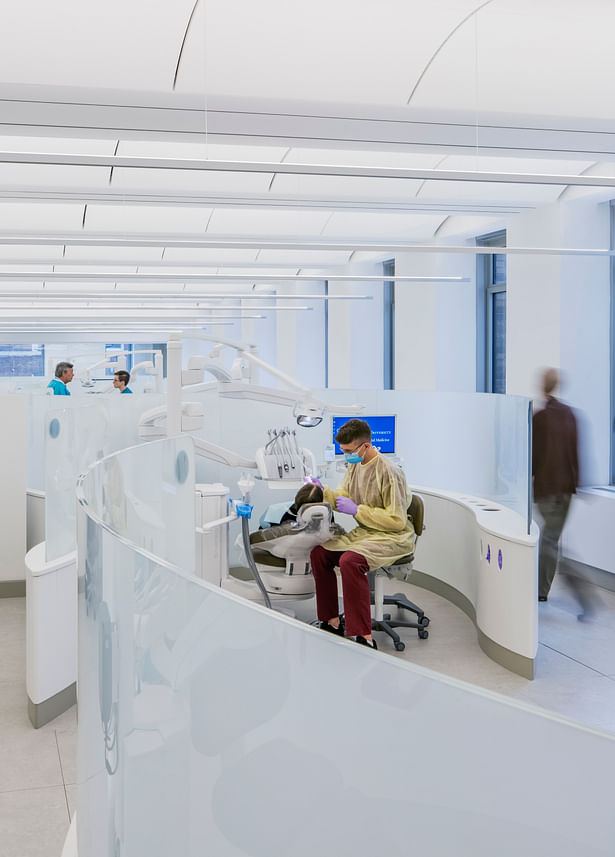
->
[1,87,615,160]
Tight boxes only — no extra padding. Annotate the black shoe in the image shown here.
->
[538,596,548,602]
[355,636,378,650]
[319,616,345,636]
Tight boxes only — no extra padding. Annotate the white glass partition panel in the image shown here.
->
[45,402,107,561]
[77,444,615,857]
[80,437,195,573]
[43,393,166,560]
[27,393,50,491]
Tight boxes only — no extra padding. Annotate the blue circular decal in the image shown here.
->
[49,418,60,439]
[175,449,189,484]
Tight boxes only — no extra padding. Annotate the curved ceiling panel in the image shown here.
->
[409,0,615,119]
[174,0,482,103]
[162,248,260,264]
[0,0,194,90]
[65,246,165,262]
[110,167,275,193]
[205,208,331,236]
[83,204,212,233]
[322,211,447,240]
[416,180,567,205]
[0,202,83,230]
[270,174,426,201]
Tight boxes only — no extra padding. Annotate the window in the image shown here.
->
[0,344,45,376]
[477,231,507,394]
[611,205,615,483]
[324,280,329,388]
[383,259,395,390]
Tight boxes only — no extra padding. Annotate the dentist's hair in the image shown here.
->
[334,418,371,446]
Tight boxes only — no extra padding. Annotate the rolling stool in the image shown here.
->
[369,493,429,652]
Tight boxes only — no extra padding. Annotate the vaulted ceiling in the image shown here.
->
[0,0,614,339]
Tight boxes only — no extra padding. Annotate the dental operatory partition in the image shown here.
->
[43,394,165,562]
[184,387,532,532]
[75,438,615,857]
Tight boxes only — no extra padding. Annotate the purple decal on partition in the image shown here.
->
[486,545,491,564]
[498,549,503,570]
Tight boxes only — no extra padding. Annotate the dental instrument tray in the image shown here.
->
[256,427,316,482]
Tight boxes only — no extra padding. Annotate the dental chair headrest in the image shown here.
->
[249,503,344,556]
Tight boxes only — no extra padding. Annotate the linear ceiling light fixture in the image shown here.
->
[0,235,611,256]
[0,291,372,302]
[0,152,613,188]
[0,272,469,283]
[0,188,526,216]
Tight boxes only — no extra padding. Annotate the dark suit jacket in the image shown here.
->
[532,397,579,500]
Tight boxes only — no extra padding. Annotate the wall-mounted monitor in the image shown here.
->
[331,415,396,455]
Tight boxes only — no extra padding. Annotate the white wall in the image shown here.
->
[327,262,384,390]
[507,198,611,486]
[394,249,476,391]
[0,395,27,582]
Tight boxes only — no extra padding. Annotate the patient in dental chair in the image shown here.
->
[248,484,344,593]
[259,481,326,529]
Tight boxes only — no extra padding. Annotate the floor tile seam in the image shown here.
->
[0,782,65,796]
[538,642,613,679]
[54,730,68,786]
[62,781,72,822]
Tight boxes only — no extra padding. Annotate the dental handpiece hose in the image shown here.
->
[241,516,272,610]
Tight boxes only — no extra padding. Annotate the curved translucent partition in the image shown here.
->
[77,440,615,857]
[45,402,107,561]
[43,394,165,561]
[184,387,532,531]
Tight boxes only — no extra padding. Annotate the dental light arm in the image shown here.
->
[168,331,363,427]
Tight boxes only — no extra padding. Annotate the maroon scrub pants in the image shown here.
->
[310,546,372,637]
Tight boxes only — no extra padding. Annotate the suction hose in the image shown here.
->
[241,515,272,610]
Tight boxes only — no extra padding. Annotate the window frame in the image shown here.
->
[383,259,395,390]
[476,230,507,394]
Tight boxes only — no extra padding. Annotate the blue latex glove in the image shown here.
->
[336,496,358,516]
[304,476,324,489]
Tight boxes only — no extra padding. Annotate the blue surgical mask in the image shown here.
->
[344,443,365,464]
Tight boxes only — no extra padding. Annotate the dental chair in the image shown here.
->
[369,493,430,652]
[245,502,344,599]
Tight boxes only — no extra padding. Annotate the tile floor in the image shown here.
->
[2,571,614,855]
[0,597,75,857]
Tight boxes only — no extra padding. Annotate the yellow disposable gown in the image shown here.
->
[322,453,415,570]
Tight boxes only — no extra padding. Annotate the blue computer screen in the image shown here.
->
[332,415,396,455]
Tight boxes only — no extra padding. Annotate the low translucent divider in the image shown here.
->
[187,388,532,530]
[77,440,614,857]
[45,402,107,562]
[43,394,166,562]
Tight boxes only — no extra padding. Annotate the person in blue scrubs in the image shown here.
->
[47,361,73,395]
[113,370,133,394]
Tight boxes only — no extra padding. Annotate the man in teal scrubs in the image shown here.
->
[47,362,73,395]
[113,370,133,394]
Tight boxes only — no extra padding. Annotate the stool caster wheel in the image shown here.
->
[418,629,429,640]
[394,641,405,652]
[419,616,430,628]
